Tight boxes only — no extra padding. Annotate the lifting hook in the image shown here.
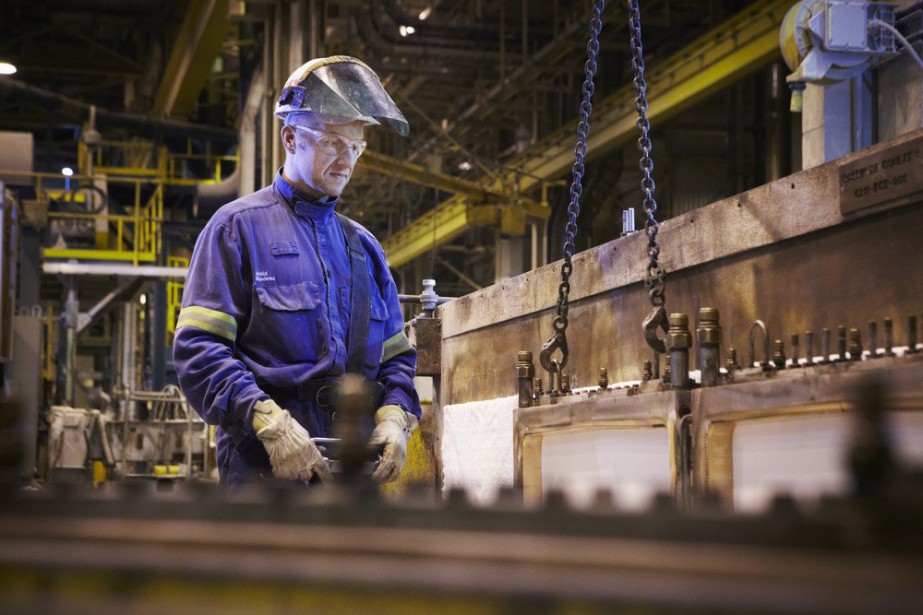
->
[539,330,569,373]
[643,305,669,354]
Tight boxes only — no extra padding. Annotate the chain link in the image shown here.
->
[540,0,605,374]
[628,0,665,309]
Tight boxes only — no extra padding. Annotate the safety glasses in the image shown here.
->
[292,125,368,159]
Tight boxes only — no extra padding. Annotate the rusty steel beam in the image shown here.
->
[152,0,231,118]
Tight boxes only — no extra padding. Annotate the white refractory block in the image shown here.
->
[541,426,671,511]
[442,395,517,506]
[732,411,923,512]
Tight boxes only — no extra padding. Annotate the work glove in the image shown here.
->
[367,404,417,483]
[252,399,333,483]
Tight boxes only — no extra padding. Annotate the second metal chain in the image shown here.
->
[540,0,605,375]
[628,0,665,309]
[629,0,669,355]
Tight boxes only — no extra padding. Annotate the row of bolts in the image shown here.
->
[517,308,921,408]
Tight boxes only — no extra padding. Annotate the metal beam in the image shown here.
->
[76,277,143,334]
[362,150,547,210]
[384,0,790,268]
[382,203,498,268]
[508,0,791,194]
[361,151,493,200]
[152,0,230,118]
[382,194,550,266]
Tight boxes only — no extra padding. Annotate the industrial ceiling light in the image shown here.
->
[0,61,17,75]
[418,7,432,20]
[399,25,415,37]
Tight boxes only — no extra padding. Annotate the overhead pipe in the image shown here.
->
[192,166,240,219]
[0,77,237,143]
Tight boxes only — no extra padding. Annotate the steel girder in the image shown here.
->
[381,0,790,268]
[152,0,231,118]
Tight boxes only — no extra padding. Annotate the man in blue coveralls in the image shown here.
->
[173,56,421,487]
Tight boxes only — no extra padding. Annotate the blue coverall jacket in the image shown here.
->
[173,173,421,486]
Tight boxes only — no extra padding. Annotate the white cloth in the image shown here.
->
[441,395,517,506]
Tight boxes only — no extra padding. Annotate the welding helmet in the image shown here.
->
[275,55,409,137]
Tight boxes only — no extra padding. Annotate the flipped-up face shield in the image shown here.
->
[276,56,409,137]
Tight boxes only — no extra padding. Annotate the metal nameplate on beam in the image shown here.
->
[839,134,923,215]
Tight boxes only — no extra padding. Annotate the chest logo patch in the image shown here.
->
[255,271,276,282]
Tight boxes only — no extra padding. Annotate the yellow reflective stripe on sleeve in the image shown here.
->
[381,331,412,362]
[175,306,238,342]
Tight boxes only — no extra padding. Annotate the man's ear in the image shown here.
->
[281,125,297,154]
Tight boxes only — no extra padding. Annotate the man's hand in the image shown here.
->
[252,399,333,482]
[367,404,417,483]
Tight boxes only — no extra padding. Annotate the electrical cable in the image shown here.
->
[870,19,923,71]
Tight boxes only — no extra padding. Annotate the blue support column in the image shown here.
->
[802,72,875,167]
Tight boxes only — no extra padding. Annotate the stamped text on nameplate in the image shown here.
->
[839,135,923,215]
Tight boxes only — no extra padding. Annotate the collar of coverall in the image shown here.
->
[274,171,340,221]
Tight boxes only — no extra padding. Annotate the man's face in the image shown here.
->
[282,119,366,198]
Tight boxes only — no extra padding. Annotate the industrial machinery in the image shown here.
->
[43,385,209,485]
[0,2,922,613]
[781,0,900,85]
[779,0,923,111]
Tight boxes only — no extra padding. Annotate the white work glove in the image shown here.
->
[252,399,333,483]
[367,404,417,484]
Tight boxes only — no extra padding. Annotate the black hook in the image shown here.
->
[539,331,569,373]
[643,305,668,354]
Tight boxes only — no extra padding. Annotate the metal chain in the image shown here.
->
[540,0,605,374]
[629,0,669,354]
[628,0,665,309]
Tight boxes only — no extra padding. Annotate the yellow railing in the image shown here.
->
[80,140,238,186]
[4,137,237,264]
[38,174,164,264]
[0,169,162,264]
[166,256,188,339]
